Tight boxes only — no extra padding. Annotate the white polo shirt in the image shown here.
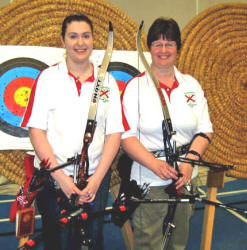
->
[22,59,124,176]
[122,66,213,186]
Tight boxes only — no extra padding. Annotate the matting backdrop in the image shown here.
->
[0,0,148,186]
[177,2,247,178]
[0,0,246,185]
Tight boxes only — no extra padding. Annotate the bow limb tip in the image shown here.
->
[109,21,113,32]
[139,21,144,31]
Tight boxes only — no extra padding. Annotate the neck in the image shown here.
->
[66,59,92,81]
[151,64,175,87]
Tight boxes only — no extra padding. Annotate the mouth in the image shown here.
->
[74,48,87,53]
[159,55,170,59]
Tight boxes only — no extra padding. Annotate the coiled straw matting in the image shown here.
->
[0,1,246,186]
[0,0,147,187]
[178,3,247,178]
[0,0,147,50]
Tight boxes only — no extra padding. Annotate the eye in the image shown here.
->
[166,42,176,48]
[69,33,78,39]
[152,43,163,49]
[82,32,92,39]
[156,44,163,48]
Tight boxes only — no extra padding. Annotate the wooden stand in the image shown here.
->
[200,170,225,250]
[110,184,134,250]
[19,236,29,248]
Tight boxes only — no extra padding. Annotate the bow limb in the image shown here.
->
[88,21,113,120]
[73,21,114,204]
[81,21,114,173]
[136,22,177,169]
[136,21,174,136]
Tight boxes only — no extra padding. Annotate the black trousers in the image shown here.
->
[36,171,111,250]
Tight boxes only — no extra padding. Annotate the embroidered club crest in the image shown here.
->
[184,92,196,107]
[100,87,110,102]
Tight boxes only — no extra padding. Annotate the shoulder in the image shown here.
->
[38,62,61,79]
[128,72,146,83]
[121,72,147,100]
[34,63,64,93]
[175,67,202,90]
[124,71,146,89]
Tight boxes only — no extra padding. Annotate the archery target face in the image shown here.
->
[107,62,140,93]
[0,57,48,137]
[0,59,138,138]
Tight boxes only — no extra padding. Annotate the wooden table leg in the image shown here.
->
[200,170,225,250]
[200,186,217,250]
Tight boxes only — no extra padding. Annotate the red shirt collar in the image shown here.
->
[68,68,95,96]
[68,69,95,83]
[159,77,179,100]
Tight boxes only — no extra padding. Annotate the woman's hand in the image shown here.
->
[53,172,83,199]
[152,158,178,181]
[175,162,193,190]
[77,174,101,204]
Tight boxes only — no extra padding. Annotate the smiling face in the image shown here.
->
[61,20,93,66]
[150,37,177,69]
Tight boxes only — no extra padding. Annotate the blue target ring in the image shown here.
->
[0,66,40,127]
[0,57,48,137]
[107,62,140,92]
[109,71,133,83]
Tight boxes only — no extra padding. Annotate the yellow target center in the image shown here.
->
[14,87,31,107]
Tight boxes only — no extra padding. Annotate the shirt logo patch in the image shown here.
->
[100,87,110,103]
[184,92,196,107]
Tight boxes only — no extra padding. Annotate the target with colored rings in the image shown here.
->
[0,57,48,137]
[107,62,140,93]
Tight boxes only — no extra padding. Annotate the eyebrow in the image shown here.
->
[67,31,92,36]
[152,41,176,44]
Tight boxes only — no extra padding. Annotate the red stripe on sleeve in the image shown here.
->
[120,72,145,132]
[21,74,40,127]
[120,81,131,131]
[121,105,130,131]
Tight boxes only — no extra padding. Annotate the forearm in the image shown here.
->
[176,133,213,187]
[121,136,157,171]
[121,136,178,180]
[29,127,66,181]
[186,132,213,161]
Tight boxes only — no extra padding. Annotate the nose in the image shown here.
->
[161,45,168,52]
[78,37,84,46]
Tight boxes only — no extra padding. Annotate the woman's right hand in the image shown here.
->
[152,158,178,181]
[52,171,83,199]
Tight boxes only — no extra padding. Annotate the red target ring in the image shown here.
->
[0,57,48,137]
[4,76,33,116]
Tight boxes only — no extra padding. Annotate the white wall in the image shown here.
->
[108,0,247,32]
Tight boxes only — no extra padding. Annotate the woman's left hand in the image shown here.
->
[175,162,193,190]
[77,175,101,204]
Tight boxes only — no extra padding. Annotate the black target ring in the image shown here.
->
[107,62,140,93]
[0,57,48,137]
